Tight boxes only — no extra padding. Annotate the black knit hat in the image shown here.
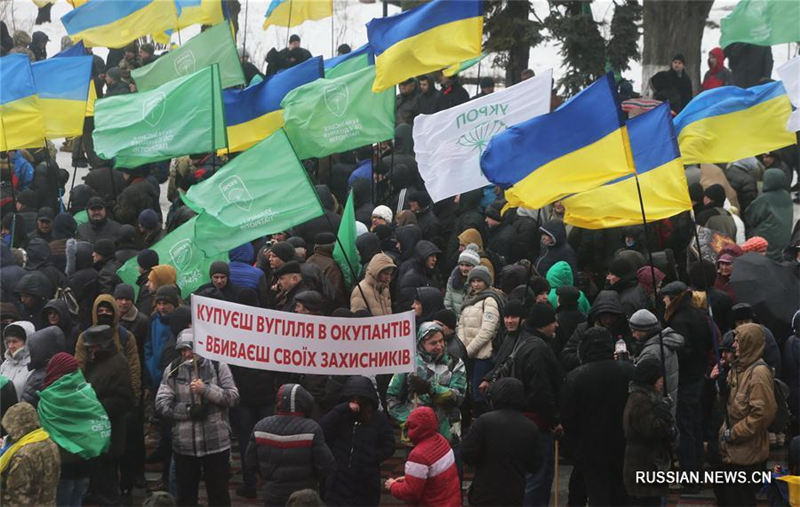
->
[672,53,685,64]
[154,284,180,306]
[527,303,556,328]
[432,308,457,329]
[113,283,135,300]
[408,189,432,207]
[137,249,159,270]
[633,357,664,386]
[704,184,726,206]
[556,285,580,305]
[270,242,295,262]
[209,261,230,277]
[93,238,115,259]
[505,299,527,318]
[608,256,635,279]
[731,303,754,323]
[275,261,301,277]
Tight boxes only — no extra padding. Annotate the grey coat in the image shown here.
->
[634,327,683,417]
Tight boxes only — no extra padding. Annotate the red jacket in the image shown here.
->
[390,406,461,507]
[702,47,731,91]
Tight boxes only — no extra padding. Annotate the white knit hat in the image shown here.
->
[457,243,481,267]
[371,205,393,224]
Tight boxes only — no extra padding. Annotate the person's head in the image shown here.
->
[633,357,664,393]
[457,244,480,277]
[479,76,494,94]
[3,321,33,356]
[741,236,768,256]
[139,43,154,61]
[606,256,635,286]
[113,283,135,316]
[760,151,778,168]
[432,309,456,337]
[703,184,726,208]
[504,300,526,332]
[336,43,351,56]
[371,205,393,229]
[417,321,445,360]
[731,303,755,328]
[288,34,301,49]
[147,264,177,293]
[527,303,558,338]
[540,231,555,247]
[268,241,294,269]
[106,66,121,85]
[94,298,116,327]
[398,77,417,96]
[419,75,435,94]
[629,309,660,341]
[276,261,302,292]
[719,332,736,365]
[520,69,535,81]
[92,238,115,264]
[411,298,423,317]
[294,291,324,315]
[671,53,685,73]
[124,43,137,60]
[424,252,437,270]
[716,254,734,277]
[154,285,179,316]
[36,207,54,234]
[467,266,492,293]
[531,277,550,304]
[209,261,230,290]
[287,236,307,260]
[175,329,195,361]
[660,281,688,308]
[86,196,106,223]
[377,265,394,286]
[138,208,160,233]
[286,489,324,507]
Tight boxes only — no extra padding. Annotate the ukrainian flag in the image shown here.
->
[223,56,323,153]
[480,73,634,210]
[31,56,93,138]
[263,0,333,29]
[175,0,225,27]
[562,103,692,229]
[61,0,178,49]
[366,0,483,93]
[0,55,45,151]
[324,43,374,78]
[674,81,796,165]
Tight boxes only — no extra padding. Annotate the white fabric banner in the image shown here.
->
[777,56,800,132]
[191,295,416,375]
[413,69,553,202]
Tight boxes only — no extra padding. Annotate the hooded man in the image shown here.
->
[697,184,737,239]
[745,168,793,261]
[535,219,577,279]
[305,232,347,308]
[0,321,35,399]
[606,256,653,318]
[560,290,631,372]
[244,383,334,506]
[396,240,443,313]
[14,272,54,330]
[412,287,445,326]
[629,309,683,415]
[21,325,66,405]
[702,47,732,91]
[22,238,65,296]
[40,299,79,354]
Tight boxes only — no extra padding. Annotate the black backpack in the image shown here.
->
[748,360,791,433]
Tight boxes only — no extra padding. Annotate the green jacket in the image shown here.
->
[745,168,792,261]
[546,261,590,314]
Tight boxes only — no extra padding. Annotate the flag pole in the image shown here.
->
[210,65,217,172]
[330,1,335,59]
[285,0,293,49]
[242,0,249,60]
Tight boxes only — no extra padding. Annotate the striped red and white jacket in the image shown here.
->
[390,406,461,507]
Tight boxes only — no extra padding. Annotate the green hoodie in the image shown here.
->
[744,168,792,261]
[546,261,591,314]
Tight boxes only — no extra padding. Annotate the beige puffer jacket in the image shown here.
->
[457,289,502,359]
[350,253,395,316]
[719,323,777,465]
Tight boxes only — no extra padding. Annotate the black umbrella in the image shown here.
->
[730,253,800,339]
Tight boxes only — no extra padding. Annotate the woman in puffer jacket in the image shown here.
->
[456,266,505,415]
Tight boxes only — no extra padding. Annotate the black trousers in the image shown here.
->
[174,449,231,506]
[120,404,145,490]
[713,462,765,506]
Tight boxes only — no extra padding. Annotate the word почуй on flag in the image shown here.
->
[192,295,416,375]
[413,69,553,203]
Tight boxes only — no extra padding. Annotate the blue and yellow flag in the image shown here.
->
[366,0,483,92]
[175,0,225,27]
[61,0,178,49]
[324,43,374,78]
[480,73,634,210]
[562,103,692,229]
[31,56,93,138]
[222,56,323,153]
[0,54,45,151]
[54,41,97,118]
[674,81,795,165]
[263,0,333,29]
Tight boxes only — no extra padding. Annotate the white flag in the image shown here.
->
[413,70,553,202]
[777,56,800,132]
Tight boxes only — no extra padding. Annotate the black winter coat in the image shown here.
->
[76,217,122,244]
[0,243,24,303]
[85,350,133,457]
[395,240,443,312]
[83,167,126,206]
[664,291,713,385]
[320,376,395,507]
[560,291,630,372]
[113,177,158,226]
[462,378,539,506]
[608,276,653,318]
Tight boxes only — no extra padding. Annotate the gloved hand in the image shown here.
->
[408,374,431,395]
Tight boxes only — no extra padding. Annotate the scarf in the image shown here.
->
[0,428,49,473]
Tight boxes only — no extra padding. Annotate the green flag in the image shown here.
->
[325,53,370,79]
[720,0,800,48]
[281,65,395,160]
[183,129,324,253]
[132,23,245,91]
[443,53,486,77]
[117,216,228,298]
[333,190,359,290]
[94,65,226,168]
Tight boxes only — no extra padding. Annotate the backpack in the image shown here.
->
[749,360,791,433]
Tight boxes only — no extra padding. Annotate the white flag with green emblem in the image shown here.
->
[412,69,553,202]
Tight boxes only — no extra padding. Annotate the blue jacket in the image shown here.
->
[347,159,373,187]
[11,152,33,190]
[146,313,172,388]
[228,243,265,292]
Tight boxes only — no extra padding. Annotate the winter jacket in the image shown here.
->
[85,347,133,457]
[634,327,684,415]
[74,294,141,400]
[443,266,468,316]
[535,219,577,278]
[560,291,630,372]
[76,216,122,244]
[396,89,419,125]
[23,237,66,292]
[0,402,60,506]
[415,207,444,250]
[387,332,467,443]
[396,240,443,312]
[726,42,773,89]
[21,326,65,405]
[351,253,395,316]
[720,323,777,465]
[608,275,654,318]
[461,378,539,506]
[306,244,347,308]
[320,376,395,507]
[244,384,334,505]
[664,289,714,385]
[701,47,733,91]
[40,299,79,354]
[436,80,470,112]
[745,168,793,261]
[292,185,341,247]
[486,221,513,262]
[0,243,25,303]
[545,261,590,314]
[389,406,461,507]
[146,311,174,389]
[457,288,503,359]
[623,384,675,498]
[66,240,99,329]
[156,356,239,457]
[113,178,158,226]
[14,272,52,330]
[650,67,693,112]
[724,158,759,214]
[486,327,563,431]
[228,243,268,305]
[0,321,34,399]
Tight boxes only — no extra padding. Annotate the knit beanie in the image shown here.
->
[148,264,177,289]
[527,303,556,328]
[608,256,635,279]
[371,205,393,224]
[457,244,480,267]
[556,286,580,306]
[113,283,135,300]
[629,309,660,332]
[138,209,160,230]
[154,284,180,306]
[42,352,79,390]
[270,241,295,262]
[633,357,664,386]
[466,265,492,286]
[93,238,115,259]
[741,236,768,254]
[432,309,457,329]
[209,261,230,277]
[169,306,192,335]
[704,184,726,206]
[505,299,527,318]
[137,249,159,270]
